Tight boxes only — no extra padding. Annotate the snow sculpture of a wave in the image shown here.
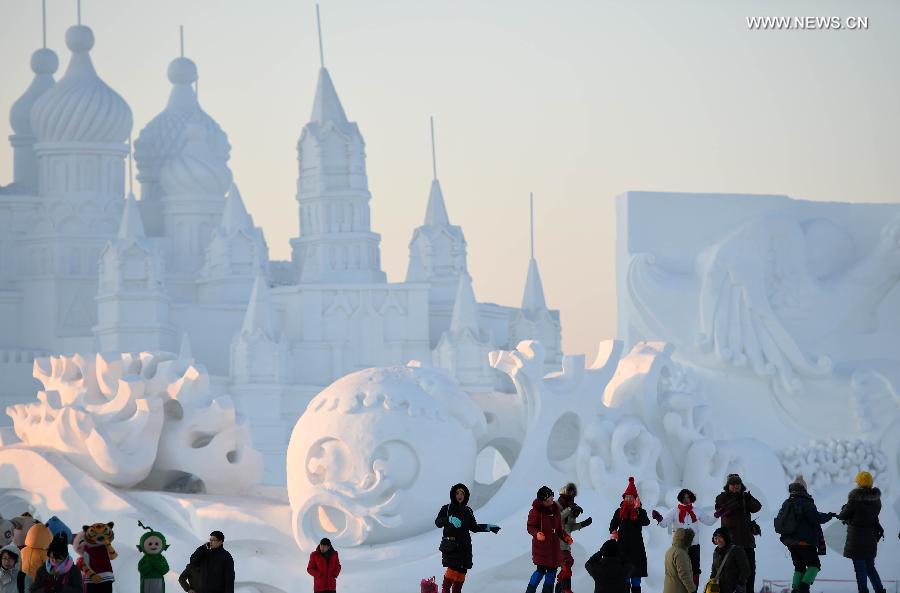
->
[6,351,262,493]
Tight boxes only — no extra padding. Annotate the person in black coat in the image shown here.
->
[709,528,750,593]
[585,540,631,593]
[434,483,500,593]
[837,472,886,593]
[714,474,762,593]
[609,478,650,593]
[189,531,234,593]
[774,478,833,593]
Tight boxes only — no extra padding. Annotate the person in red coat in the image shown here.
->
[306,539,340,593]
[526,486,572,593]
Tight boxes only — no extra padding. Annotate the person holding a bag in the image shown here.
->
[773,477,834,593]
[836,471,886,593]
[663,528,697,593]
[526,486,571,593]
[434,483,500,593]
[714,474,761,593]
[708,528,750,593]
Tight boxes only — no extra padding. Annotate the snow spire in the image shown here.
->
[449,274,480,335]
[529,191,534,260]
[119,192,146,239]
[423,117,451,226]
[310,67,349,128]
[241,273,276,338]
[221,183,253,233]
[521,257,547,312]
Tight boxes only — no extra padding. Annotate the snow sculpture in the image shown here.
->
[6,351,261,493]
[286,364,485,549]
[620,192,900,395]
[778,439,888,490]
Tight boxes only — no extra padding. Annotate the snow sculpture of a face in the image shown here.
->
[287,364,483,550]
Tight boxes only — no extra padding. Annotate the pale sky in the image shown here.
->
[2,0,899,358]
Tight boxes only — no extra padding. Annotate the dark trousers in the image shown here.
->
[688,544,701,576]
[852,558,883,592]
[743,547,756,593]
[788,545,821,572]
[86,583,113,593]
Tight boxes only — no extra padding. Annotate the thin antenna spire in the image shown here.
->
[180,25,184,57]
[42,0,47,48]
[128,135,134,195]
[316,4,325,68]
[77,0,81,25]
[529,192,534,260]
[430,116,437,180]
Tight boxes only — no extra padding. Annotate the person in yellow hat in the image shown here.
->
[836,472,885,593]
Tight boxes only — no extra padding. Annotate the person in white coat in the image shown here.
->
[652,489,716,588]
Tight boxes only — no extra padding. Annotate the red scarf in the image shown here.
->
[678,503,697,524]
[620,501,638,521]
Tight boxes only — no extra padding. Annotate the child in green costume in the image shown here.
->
[136,521,170,593]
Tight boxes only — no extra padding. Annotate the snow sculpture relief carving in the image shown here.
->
[286,364,486,549]
[625,208,900,394]
[6,351,262,493]
[778,439,887,490]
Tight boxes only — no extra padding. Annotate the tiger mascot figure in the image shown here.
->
[81,522,117,593]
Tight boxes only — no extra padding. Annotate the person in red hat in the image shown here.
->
[609,478,650,593]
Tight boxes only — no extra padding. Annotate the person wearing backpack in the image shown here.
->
[714,474,761,593]
[662,528,696,593]
[709,528,750,593]
[836,471,886,593]
[434,483,501,593]
[774,477,834,593]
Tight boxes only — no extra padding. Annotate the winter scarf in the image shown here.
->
[620,501,638,521]
[46,557,74,576]
[677,504,697,524]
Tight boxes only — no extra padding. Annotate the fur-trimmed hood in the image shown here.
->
[847,487,881,503]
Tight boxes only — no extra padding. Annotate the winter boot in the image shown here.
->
[541,582,554,593]
[797,583,810,593]
[630,587,641,593]
[525,584,539,593]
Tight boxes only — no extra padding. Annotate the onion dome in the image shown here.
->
[30,25,132,143]
[160,122,232,196]
[134,56,230,186]
[9,48,58,136]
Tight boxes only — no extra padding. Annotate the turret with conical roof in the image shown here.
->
[434,273,495,391]
[94,193,174,352]
[289,48,386,283]
[406,119,469,345]
[231,273,290,384]
[199,184,269,303]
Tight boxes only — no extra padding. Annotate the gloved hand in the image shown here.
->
[713,509,725,519]
[652,510,663,523]
[564,534,573,545]
[487,524,501,533]
[580,517,593,528]
[536,532,546,541]
[610,530,619,541]
[572,504,584,517]
[448,516,462,528]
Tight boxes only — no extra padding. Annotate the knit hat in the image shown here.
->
[677,488,696,504]
[788,475,808,494]
[622,477,638,499]
[319,538,332,547]
[47,534,68,560]
[855,471,873,489]
[725,473,743,487]
[712,527,731,545]
[536,486,554,501]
